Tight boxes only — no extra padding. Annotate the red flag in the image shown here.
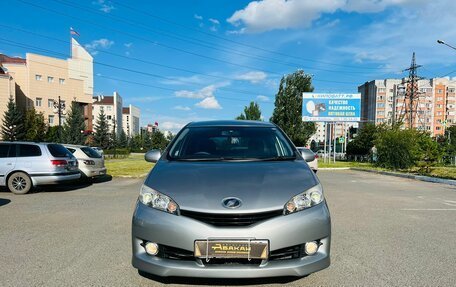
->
[70,27,80,36]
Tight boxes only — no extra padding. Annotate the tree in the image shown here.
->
[270,70,316,146]
[63,101,86,144]
[93,107,110,149]
[45,126,60,142]
[119,129,128,148]
[236,101,262,121]
[2,97,25,141]
[109,123,117,149]
[151,130,168,150]
[346,123,379,156]
[24,109,46,142]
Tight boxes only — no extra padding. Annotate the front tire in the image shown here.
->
[8,172,32,194]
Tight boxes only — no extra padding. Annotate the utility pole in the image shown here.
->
[402,52,422,129]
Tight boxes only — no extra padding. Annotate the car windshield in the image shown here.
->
[168,126,296,161]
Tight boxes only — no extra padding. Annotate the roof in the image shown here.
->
[0,54,26,64]
[93,96,114,105]
[122,107,130,114]
[187,120,275,128]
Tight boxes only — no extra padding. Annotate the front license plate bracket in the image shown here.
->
[194,239,269,262]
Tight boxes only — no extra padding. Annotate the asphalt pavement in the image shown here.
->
[1,170,455,286]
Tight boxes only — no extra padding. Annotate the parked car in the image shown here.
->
[132,120,331,278]
[0,142,80,194]
[63,145,107,179]
[297,147,318,173]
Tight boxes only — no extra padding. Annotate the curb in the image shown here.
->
[319,167,351,170]
[350,168,456,187]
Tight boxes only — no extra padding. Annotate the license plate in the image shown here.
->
[194,240,268,259]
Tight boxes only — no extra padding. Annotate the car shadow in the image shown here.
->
[138,271,304,285]
[0,198,11,207]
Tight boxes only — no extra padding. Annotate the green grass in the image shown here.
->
[105,154,154,178]
[318,159,374,169]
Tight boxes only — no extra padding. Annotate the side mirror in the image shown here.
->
[301,151,316,163]
[145,149,161,163]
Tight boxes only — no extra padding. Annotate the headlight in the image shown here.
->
[284,184,324,215]
[139,184,179,215]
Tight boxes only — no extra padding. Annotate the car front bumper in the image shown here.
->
[131,202,331,278]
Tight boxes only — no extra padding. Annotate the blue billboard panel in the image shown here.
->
[302,93,361,122]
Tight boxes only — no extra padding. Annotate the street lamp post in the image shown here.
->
[53,96,66,142]
[437,39,456,51]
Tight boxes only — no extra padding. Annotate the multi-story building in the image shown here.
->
[358,77,456,136]
[0,65,16,120]
[0,39,94,130]
[92,92,123,135]
[122,104,140,137]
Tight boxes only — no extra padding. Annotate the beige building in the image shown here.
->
[0,64,17,122]
[358,77,456,137]
[122,104,140,137]
[0,38,94,130]
[92,92,123,135]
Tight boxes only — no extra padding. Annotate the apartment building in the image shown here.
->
[0,65,16,120]
[358,77,456,136]
[92,92,123,135]
[122,104,140,137]
[0,39,94,130]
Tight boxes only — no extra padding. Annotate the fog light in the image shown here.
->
[144,242,159,256]
[304,241,319,255]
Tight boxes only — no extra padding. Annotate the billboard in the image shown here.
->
[302,93,361,122]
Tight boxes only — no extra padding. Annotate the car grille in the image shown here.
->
[179,209,284,227]
[269,244,305,261]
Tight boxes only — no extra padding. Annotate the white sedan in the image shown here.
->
[297,147,318,173]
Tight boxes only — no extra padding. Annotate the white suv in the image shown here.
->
[0,142,80,194]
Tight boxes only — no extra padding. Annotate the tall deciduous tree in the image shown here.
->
[63,101,86,144]
[93,107,110,149]
[1,97,25,141]
[236,101,262,121]
[270,70,316,146]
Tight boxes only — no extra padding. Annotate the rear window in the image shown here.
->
[66,148,76,154]
[81,147,102,158]
[47,144,71,158]
[18,144,42,157]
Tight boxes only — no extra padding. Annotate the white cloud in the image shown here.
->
[173,105,191,111]
[194,14,203,20]
[235,71,267,83]
[195,97,222,109]
[92,0,114,13]
[175,85,217,99]
[161,121,186,131]
[227,0,418,33]
[124,42,133,48]
[256,95,270,102]
[209,18,220,25]
[85,38,114,55]
[210,26,218,32]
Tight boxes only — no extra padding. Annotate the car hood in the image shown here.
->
[144,160,319,213]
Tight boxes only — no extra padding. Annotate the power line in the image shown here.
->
[110,0,385,71]
[15,0,387,81]
[0,39,274,104]
[0,24,358,86]
[50,0,376,76]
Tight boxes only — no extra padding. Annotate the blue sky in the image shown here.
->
[1,0,456,132]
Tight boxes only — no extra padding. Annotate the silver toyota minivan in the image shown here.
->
[132,121,331,278]
[0,142,80,194]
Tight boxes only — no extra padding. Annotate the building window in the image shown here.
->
[107,115,112,120]
[107,106,112,111]
[59,78,65,84]
[48,115,54,125]
[48,99,54,108]
[436,127,441,130]
[35,98,42,107]
[437,89,443,94]
[377,103,385,108]
[48,76,54,83]
[437,97,443,101]
[35,74,42,81]
[378,88,386,92]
